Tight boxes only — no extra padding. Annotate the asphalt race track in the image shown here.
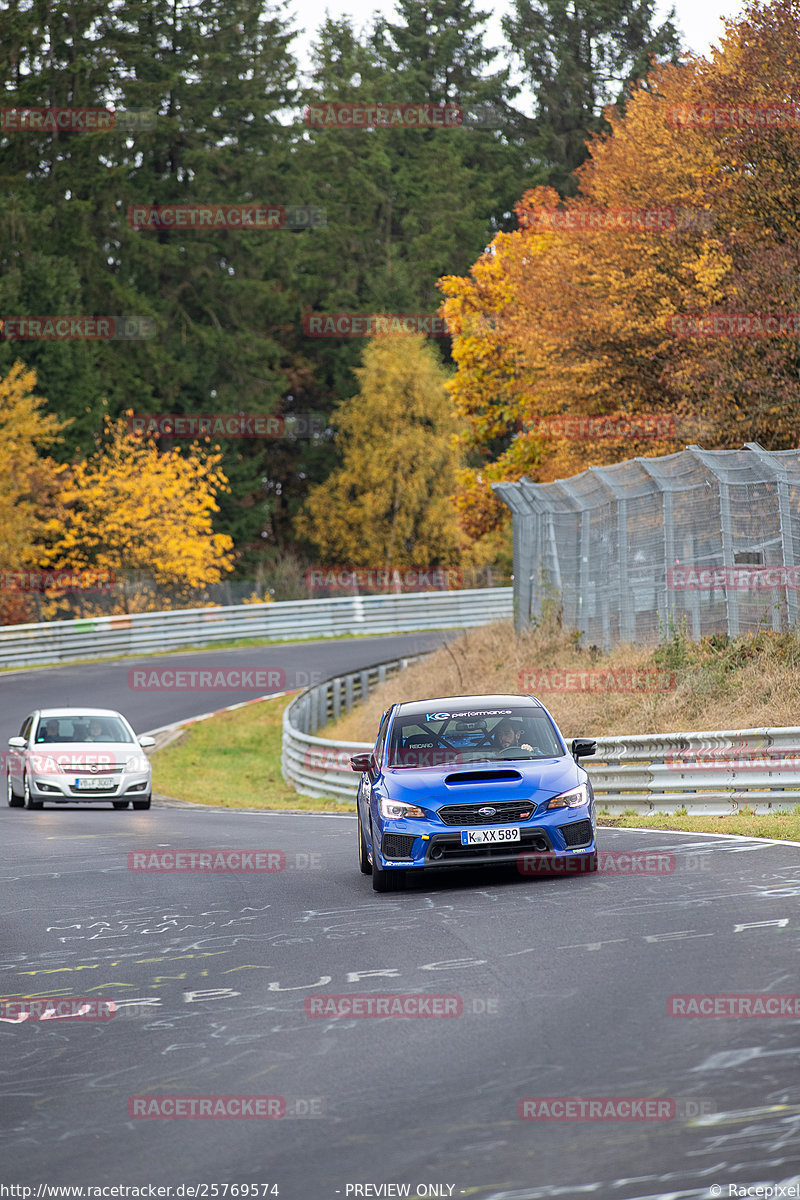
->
[2,636,800,1198]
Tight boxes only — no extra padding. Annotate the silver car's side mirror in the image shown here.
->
[8,736,27,748]
[138,735,156,748]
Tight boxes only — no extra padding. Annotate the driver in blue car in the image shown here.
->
[493,718,533,752]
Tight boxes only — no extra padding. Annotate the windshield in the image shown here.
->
[386,706,564,768]
[34,715,135,744]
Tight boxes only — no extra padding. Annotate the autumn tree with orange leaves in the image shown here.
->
[440,0,800,537]
[37,417,235,614]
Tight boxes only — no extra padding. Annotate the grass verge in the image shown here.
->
[597,808,800,840]
[151,692,353,812]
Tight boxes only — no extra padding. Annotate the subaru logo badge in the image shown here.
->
[478,806,496,816]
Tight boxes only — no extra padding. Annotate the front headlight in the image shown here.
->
[378,797,426,820]
[545,783,588,810]
[125,754,150,773]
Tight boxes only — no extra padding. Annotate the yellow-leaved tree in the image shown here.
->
[0,362,64,623]
[296,335,467,569]
[39,416,235,608]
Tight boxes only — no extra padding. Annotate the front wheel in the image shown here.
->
[113,801,130,810]
[23,775,43,810]
[7,772,24,808]
[132,795,151,810]
[357,808,371,874]
[582,851,598,872]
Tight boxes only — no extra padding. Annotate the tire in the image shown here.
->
[23,775,43,810]
[371,822,406,892]
[357,808,372,874]
[112,801,130,810]
[132,795,151,810]
[583,851,598,872]
[7,772,23,808]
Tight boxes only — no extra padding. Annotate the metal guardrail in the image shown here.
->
[282,659,800,814]
[0,587,512,668]
[282,656,427,800]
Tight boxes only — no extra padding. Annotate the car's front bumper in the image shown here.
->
[29,772,151,803]
[373,810,596,873]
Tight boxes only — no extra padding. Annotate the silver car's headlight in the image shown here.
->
[125,754,151,773]
[545,783,588,810]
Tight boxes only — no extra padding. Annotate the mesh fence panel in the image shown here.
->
[493,443,800,647]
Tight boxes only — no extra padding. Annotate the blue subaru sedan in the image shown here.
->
[351,694,597,891]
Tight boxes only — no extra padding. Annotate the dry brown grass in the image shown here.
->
[326,618,800,743]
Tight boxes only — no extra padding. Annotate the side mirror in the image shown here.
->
[571,738,596,760]
[8,736,27,749]
[350,752,376,774]
[138,735,156,748]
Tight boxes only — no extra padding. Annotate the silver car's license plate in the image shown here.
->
[461,826,520,845]
[74,777,115,789]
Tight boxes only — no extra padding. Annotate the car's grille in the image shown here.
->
[559,820,593,848]
[438,800,535,826]
[382,833,416,860]
[426,829,551,863]
[68,765,125,775]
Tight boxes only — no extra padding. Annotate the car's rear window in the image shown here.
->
[386,706,564,767]
[34,716,134,744]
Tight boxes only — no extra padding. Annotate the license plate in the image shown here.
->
[74,777,115,789]
[461,826,520,845]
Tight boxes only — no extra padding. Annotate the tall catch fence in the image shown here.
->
[493,443,800,648]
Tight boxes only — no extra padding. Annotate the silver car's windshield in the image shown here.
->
[386,707,564,768]
[34,716,135,744]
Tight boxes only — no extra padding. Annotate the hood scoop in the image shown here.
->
[444,769,523,785]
